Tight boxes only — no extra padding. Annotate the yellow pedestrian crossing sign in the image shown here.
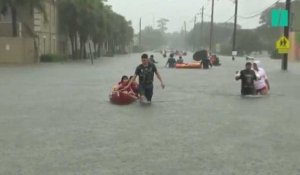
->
[276,36,290,54]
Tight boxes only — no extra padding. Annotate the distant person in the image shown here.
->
[253,60,270,95]
[176,56,184,64]
[165,53,176,68]
[123,54,165,103]
[149,55,158,64]
[163,50,167,58]
[210,55,221,66]
[235,62,260,96]
[199,50,212,69]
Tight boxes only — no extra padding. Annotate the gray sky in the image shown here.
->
[106,0,282,33]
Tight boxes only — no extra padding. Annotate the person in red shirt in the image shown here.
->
[116,76,131,91]
[114,75,137,99]
[129,76,139,96]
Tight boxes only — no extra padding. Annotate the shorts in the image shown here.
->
[241,88,255,95]
[256,86,267,93]
[139,83,154,101]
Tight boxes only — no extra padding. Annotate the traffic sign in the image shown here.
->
[232,51,238,56]
[276,36,290,54]
[271,9,288,27]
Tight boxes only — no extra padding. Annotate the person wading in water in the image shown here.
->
[123,54,165,103]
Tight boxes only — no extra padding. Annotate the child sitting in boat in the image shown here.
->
[115,76,136,95]
[176,56,184,64]
[110,75,138,104]
[129,76,139,96]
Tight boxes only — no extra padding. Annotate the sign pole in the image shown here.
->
[282,0,291,71]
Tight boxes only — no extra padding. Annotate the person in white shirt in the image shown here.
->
[253,60,270,95]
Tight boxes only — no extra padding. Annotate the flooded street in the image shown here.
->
[1,53,300,175]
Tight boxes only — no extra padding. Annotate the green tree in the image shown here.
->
[58,0,79,59]
[58,0,133,59]
[187,22,239,52]
[141,26,166,50]
[257,2,284,54]
[236,29,263,55]
[165,31,187,50]
[157,18,169,33]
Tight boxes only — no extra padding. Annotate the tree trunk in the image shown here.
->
[79,37,87,59]
[83,42,87,59]
[11,6,18,37]
[69,33,75,59]
[79,39,83,59]
[74,34,78,59]
[93,42,97,58]
[97,42,101,57]
[111,40,115,56]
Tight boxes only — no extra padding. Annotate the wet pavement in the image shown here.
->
[1,53,300,175]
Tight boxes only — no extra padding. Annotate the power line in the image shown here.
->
[223,15,235,23]
[237,0,281,19]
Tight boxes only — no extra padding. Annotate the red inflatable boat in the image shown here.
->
[109,91,137,105]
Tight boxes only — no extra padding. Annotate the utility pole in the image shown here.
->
[184,21,187,36]
[209,0,215,54]
[184,21,187,50]
[201,6,204,49]
[282,0,291,70]
[139,17,142,49]
[193,15,197,51]
[232,0,238,61]
[152,14,155,28]
[201,6,204,25]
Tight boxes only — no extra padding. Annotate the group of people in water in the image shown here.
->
[148,52,185,68]
[112,52,270,105]
[113,75,139,99]
[165,53,184,68]
[113,53,165,104]
[235,60,270,96]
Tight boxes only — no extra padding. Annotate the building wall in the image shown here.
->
[291,0,300,32]
[288,0,300,61]
[34,0,59,56]
[0,4,35,37]
[289,32,300,61]
[0,11,12,37]
[0,23,13,36]
[0,0,67,63]
[0,37,35,63]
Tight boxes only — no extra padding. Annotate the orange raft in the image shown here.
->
[109,85,137,105]
[109,91,137,105]
[175,62,202,69]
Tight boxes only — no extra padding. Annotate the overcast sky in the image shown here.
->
[106,0,283,33]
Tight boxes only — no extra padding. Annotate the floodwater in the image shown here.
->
[0,53,300,175]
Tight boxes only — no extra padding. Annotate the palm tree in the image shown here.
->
[58,0,134,59]
[0,0,46,37]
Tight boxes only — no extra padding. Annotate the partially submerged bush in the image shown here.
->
[40,54,65,62]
